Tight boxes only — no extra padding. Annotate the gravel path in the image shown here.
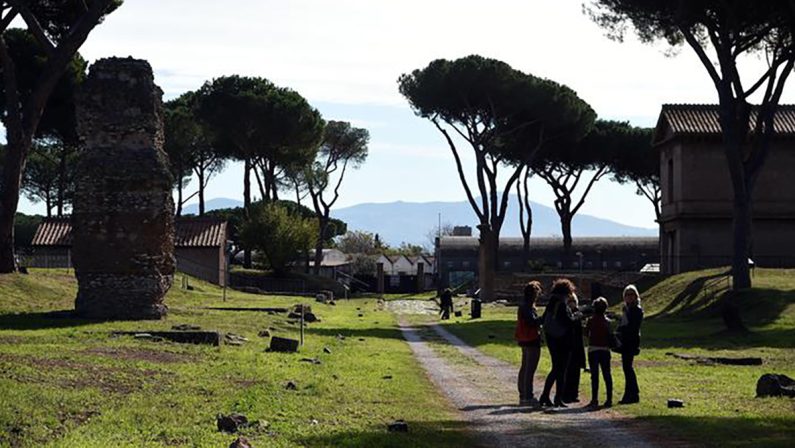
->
[399,319,667,447]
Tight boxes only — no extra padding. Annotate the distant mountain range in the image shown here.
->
[184,197,656,246]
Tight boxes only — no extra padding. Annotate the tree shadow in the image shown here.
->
[296,419,476,447]
[0,310,94,330]
[309,326,408,342]
[636,415,794,448]
[652,271,731,317]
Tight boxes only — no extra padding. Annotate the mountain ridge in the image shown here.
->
[184,197,657,246]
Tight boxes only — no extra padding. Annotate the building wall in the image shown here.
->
[660,138,795,273]
[175,247,226,286]
[436,244,660,289]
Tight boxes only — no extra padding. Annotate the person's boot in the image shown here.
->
[539,395,553,407]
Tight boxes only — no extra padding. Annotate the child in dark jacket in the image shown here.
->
[586,297,613,408]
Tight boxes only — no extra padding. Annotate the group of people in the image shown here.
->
[515,278,643,408]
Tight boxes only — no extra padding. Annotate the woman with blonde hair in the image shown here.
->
[515,281,543,406]
[617,284,644,404]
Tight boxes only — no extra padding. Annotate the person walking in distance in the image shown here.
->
[586,297,613,408]
[515,281,543,406]
[539,278,578,407]
[617,284,644,404]
[439,288,454,320]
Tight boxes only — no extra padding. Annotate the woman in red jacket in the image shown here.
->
[515,280,543,406]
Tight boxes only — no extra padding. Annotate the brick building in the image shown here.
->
[29,217,229,285]
[655,104,795,273]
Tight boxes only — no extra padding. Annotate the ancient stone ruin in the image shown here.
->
[72,57,175,320]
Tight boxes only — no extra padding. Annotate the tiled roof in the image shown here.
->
[30,217,72,246]
[174,218,228,247]
[655,104,795,143]
[31,217,228,248]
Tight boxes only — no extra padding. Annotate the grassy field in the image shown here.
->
[0,270,474,447]
[439,268,795,447]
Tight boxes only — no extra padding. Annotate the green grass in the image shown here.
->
[439,268,795,448]
[0,270,474,447]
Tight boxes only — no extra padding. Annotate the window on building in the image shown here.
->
[447,261,454,268]
[462,261,470,268]
[390,276,399,287]
[615,261,622,268]
[503,261,511,268]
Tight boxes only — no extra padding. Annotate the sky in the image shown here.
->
[14,0,795,229]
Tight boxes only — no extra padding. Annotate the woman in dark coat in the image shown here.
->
[562,294,586,403]
[539,278,577,407]
[515,281,543,406]
[617,284,644,404]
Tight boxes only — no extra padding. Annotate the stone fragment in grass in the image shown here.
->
[217,413,248,433]
[358,338,365,342]
[667,399,684,408]
[756,373,795,398]
[229,436,252,448]
[328,300,336,306]
[116,331,220,346]
[225,333,249,345]
[172,324,201,331]
[268,336,299,353]
[310,418,319,425]
[323,347,332,354]
[336,334,346,341]
[358,314,364,318]
[258,329,271,338]
[666,352,762,365]
[285,381,298,390]
[388,420,409,432]
[383,375,393,380]
[454,311,462,317]
[300,357,322,365]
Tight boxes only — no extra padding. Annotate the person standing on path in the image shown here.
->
[617,284,644,404]
[562,293,586,404]
[586,297,613,408]
[439,288,454,320]
[515,281,543,407]
[539,278,578,407]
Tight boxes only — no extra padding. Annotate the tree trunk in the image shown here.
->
[313,234,324,276]
[243,157,252,268]
[731,195,752,290]
[175,169,183,217]
[57,146,67,217]
[477,224,497,302]
[198,169,205,216]
[0,138,29,272]
[561,214,573,270]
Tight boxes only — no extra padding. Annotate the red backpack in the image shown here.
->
[515,308,540,343]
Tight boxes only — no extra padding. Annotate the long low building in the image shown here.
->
[435,235,659,289]
[27,217,229,286]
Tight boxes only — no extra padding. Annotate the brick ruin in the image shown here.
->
[72,57,175,320]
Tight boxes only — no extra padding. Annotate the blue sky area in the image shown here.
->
[13,0,795,231]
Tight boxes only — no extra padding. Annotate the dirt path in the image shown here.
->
[399,318,667,447]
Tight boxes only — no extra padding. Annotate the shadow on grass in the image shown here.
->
[0,310,92,330]
[637,415,794,448]
[297,419,474,448]
[652,271,731,317]
[309,326,407,341]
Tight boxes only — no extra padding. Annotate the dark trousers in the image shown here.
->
[541,337,570,404]
[440,305,452,320]
[621,352,639,401]
[562,360,581,402]
[518,345,541,400]
[588,350,612,403]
